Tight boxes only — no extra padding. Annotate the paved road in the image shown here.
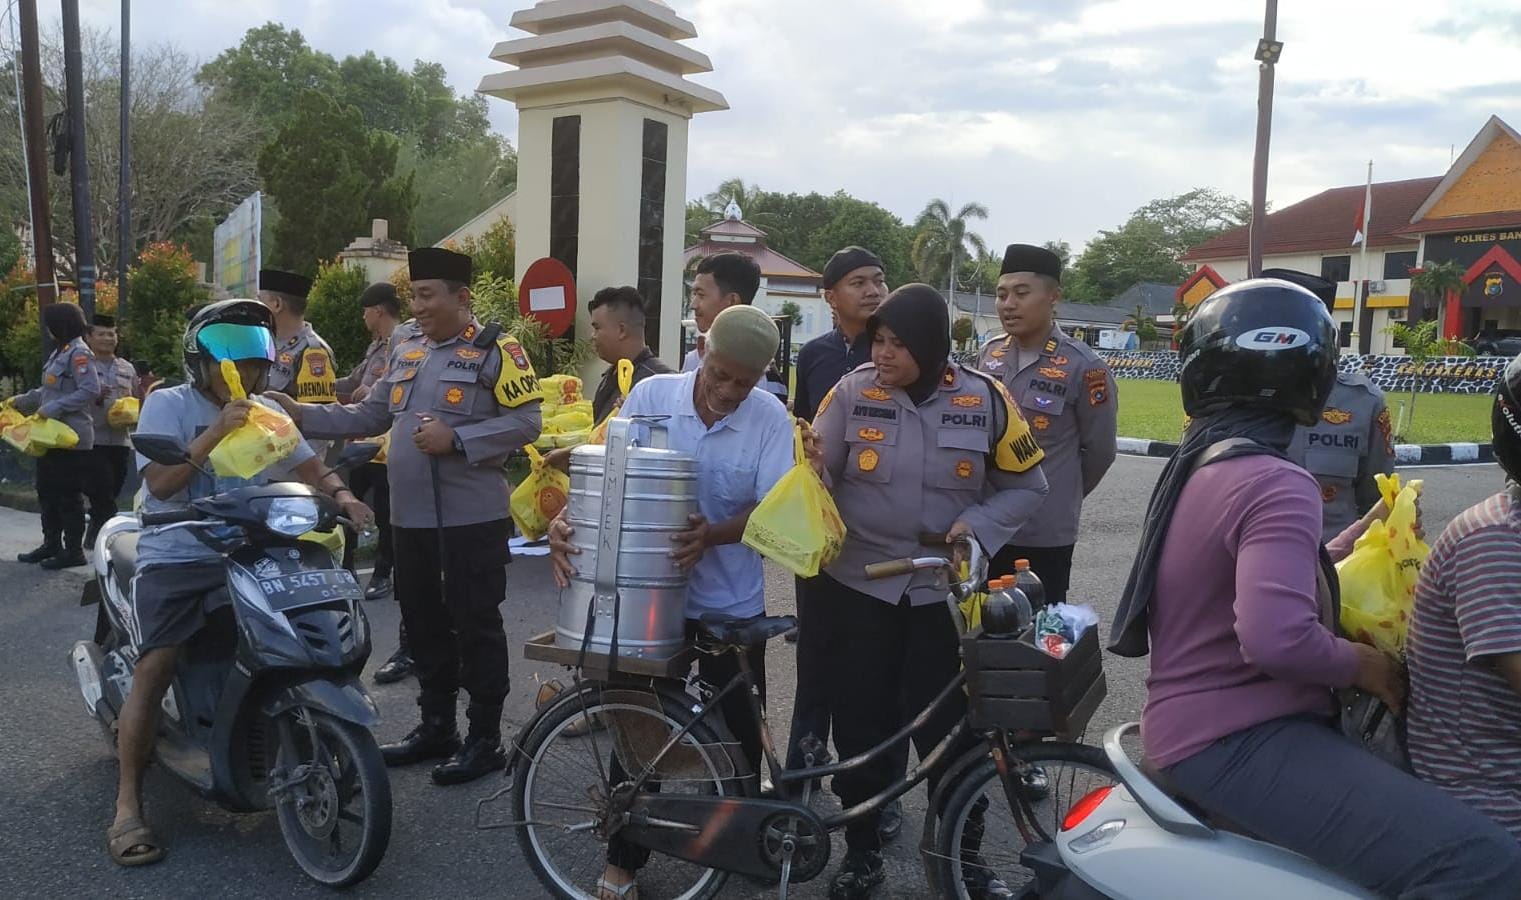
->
[0,457,1504,898]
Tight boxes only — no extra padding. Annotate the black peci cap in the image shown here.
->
[1000,244,1062,281]
[258,269,312,298]
[408,247,472,285]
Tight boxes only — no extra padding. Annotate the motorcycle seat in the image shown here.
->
[697,613,797,648]
[1139,758,1258,838]
[107,531,140,597]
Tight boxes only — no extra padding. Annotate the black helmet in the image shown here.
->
[1492,354,1521,483]
[183,299,277,392]
[1179,278,1339,426]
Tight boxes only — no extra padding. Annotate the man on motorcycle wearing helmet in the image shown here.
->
[1111,279,1521,897]
[106,300,372,867]
[1406,354,1521,842]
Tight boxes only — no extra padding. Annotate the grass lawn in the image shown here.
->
[1115,378,1493,445]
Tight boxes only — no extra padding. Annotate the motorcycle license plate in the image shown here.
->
[257,569,362,611]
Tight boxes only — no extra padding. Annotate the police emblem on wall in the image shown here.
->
[1486,272,1504,298]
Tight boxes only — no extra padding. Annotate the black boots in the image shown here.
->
[431,704,506,786]
[17,542,61,564]
[40,545,87,569]
[373,649,415,684]
[829,848,885,899]
[379,712,459,767]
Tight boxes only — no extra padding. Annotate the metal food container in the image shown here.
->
[554,417,698,659]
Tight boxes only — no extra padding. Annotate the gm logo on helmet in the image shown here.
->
[1236,327,1312,350]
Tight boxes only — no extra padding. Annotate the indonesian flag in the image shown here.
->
[1351,204,1366,247]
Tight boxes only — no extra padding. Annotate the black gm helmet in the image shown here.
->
[182,299,277,393]
[1179,278,1339,426]
[1492,354,1521,484]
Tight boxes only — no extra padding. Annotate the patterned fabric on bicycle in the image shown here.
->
[602,690,738,782]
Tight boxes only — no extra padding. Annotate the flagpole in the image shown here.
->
[1352,160,1373,354]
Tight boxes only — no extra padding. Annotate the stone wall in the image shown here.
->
[1087,351,1509,395]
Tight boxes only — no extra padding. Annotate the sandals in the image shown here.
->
[107,816,166,867]
[596,876,639,899]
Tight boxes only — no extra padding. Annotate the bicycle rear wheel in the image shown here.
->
[932,740,1115,899]
[512,682,747,900]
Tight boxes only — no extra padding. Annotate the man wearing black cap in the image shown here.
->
[1264,268,1395,541]
[83,313,140,548]
[268,247,543,786]
[977,244,1117,605]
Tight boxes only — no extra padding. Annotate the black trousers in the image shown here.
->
[346,463,393,577]
[607,621,768,871]
[84,445,130,541]
[36,449,90,549]
[990,543,1075,607]
[392,519,511,729]
[816,574,967,853]
[786,575,831,769]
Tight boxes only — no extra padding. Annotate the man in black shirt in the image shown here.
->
[548,286,673,471]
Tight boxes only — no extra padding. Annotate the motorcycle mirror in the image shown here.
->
[335,442,380,470]
[133,433,192,466]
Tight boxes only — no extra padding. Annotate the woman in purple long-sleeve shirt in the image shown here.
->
[1113,278,1521,898]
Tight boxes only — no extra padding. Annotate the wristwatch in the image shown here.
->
[451,434,465,454]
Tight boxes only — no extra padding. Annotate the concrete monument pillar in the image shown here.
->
[478,0,727,369]
[338,218,410,285]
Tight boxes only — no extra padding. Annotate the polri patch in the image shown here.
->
[857,448,880,472]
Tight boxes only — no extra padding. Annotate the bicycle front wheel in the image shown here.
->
[512,682,747,900]
[932,740,1116,899]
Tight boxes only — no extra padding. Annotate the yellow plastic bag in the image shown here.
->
[107,396,140,428]
[510,445,571,541]
[1336,473,1429,657]
[2,415,80,456]
[299,525,346,560]
[741,425,847,578]
[207,360,302,479]
[589,360,635,446]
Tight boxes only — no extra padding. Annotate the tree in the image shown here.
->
[408,137,518,246]
[1382,318,1474,439]
[123,242,211,381]
[305,260,371,371]
[779,300,803,326]
[0,31,261,283]
[803,194,916,289]
[450,217,516,284]
[952,316,977,351]
[1123,304,1160,345]
[1409,261,1467,320]
[911,199,989,293]
[258,90,417,274]
[1066,189,1250,304]
[1042,240,1073,270]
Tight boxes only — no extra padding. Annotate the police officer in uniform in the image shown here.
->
[10,302,103,569]
[258,269,339,456]
[1265,269,1396,542]
[812,284,1049,898]
[269,247,543,786]
[977,244,1117,604]
[83,313,140,548]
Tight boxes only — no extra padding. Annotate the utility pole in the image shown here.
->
[1246,0,1282,278]
[119,0,131,323]
[18,0,57,358]
[61,0,96,318]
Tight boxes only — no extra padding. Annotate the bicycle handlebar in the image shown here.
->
[863,537,987,602]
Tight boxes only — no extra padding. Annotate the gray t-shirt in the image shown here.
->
[134,384,315,567]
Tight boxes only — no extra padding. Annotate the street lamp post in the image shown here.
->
[1247,1,1282,279]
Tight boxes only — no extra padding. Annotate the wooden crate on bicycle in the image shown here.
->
[960,625,1106,740]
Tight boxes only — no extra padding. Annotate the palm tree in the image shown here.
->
[1408,259,1467,327]
[911,199,990,296]
[1382,318,1474,439]
[1123,304,1160,346]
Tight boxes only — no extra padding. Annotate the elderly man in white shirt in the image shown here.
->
[549,304,802,900]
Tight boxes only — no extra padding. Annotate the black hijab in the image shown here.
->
[1108,406,1297,657]
[866,283,950,405]
[42,302,89,345]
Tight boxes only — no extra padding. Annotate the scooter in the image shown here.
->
[72,434,391,887]
[1019,722,1376,899]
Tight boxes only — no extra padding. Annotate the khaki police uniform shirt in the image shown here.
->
[268,322,338,460]
[88,357,138,447]
[976,326,1118,547]
[816,362,1050,606]
[12,337,102,450]
[1288,372,1395,543]
[334,334,394,402]
[294,319,543,528]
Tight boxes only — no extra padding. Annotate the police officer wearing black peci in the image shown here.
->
[1264,269,1397,542]
[812,284,1049,898]
[268,247,543,785]
[977,244,1117,604]
[10,302,103,569]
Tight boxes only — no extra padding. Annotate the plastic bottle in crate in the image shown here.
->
[1014,559,1045,611]
[981,576,1032,638]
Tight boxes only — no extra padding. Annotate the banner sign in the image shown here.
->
[213,192,262,299]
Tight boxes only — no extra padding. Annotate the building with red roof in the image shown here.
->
[683,201,825,345]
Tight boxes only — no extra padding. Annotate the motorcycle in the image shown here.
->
[72,434,391,887]
[1020,722,1375,899]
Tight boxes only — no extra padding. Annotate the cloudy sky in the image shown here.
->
[70,0,1521,249]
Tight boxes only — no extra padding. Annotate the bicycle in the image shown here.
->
[484,538,1116,899]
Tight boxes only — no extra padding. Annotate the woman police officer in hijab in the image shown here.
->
[809,284,1048,898]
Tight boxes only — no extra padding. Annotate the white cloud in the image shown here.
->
[63,0,1521,253]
